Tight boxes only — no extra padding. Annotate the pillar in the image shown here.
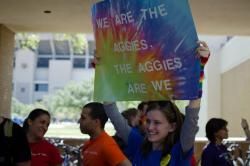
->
[0,24,15,118]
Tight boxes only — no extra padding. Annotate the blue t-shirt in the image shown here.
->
[126,128,193,166]
[201,143,233,166]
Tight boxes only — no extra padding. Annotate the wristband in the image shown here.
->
[198,54,210,97]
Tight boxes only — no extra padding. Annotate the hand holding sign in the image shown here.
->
[197,41,210,58]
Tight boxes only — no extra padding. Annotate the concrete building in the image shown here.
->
[13,34,95,103]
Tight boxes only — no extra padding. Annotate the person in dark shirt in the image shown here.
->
[0,116,31,166]
[201,118,233,166]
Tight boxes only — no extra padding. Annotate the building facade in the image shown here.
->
[13,34,95,104]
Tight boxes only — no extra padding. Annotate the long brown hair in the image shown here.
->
[141,101,184,158]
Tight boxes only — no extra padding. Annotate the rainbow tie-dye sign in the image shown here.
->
[92,0,200,101]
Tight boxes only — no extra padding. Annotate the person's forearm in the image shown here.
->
[188,98,201,109]
[180,99,200,153]
[104,103,131,143]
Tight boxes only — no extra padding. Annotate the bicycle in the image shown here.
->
[244,145,250,166]
[46,138,83,166]
[226,142,244,166]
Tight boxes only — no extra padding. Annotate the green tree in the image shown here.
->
[44,80,94,121]
[16,33,39,51]
[16,33,87,55]
[11,80,142,121]
[11,97,47,118]
[174,100,189,113]
[54,33,87,55]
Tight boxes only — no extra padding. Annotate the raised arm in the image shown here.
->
[180,99,200,153]
[103,102,132,144]
[241,118,250,141]
[180,41,210,153]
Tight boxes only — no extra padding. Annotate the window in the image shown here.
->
[38,40,52,55]
[88,41,95,56]
[35,84,48,92]
[55,57,70,60]
[37,58,51,68]
[73,58,85,68]
[54,40,70,55]
[88,57,94,68]
[21,63,28,69]
[20,87,26,93]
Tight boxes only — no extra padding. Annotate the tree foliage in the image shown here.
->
[11,98,47,118]
[43,80,93,121]
[174,100,189,113]
[11,80,146,121]
[16,33,87,55]
[54,33,87,55]
[16,33,39,51]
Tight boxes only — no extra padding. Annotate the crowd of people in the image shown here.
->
[0,40,249,166]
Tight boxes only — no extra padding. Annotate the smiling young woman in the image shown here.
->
[94,41,210,166]
[23,109,62,166]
